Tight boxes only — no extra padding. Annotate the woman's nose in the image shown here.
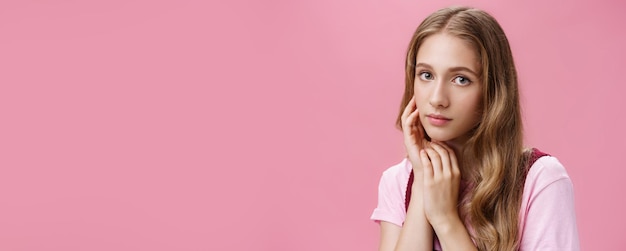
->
[429,81,449,108]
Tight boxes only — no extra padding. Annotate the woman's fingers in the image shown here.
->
[434,141,460,178]
[406,109,420,139]
[401,97,424,173]
[401,98,416,141]
[401,97,422,152]
[421,141,462,229]
[420,139,429,151]
[429,141,452,178]
[423,146,442,179]
[420,149,432,177]
[401,96,415,126]
[415,118,425,148]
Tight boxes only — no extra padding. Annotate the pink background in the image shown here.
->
[1,0,624,250]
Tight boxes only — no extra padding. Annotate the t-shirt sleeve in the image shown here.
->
[370,160,409,227]
[519,156,580,251]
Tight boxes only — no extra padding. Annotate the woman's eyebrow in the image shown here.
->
[415,62,480,77]
[448,66,479,76]
[414,62,431,69]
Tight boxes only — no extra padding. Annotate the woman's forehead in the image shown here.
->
[415,33,481,74]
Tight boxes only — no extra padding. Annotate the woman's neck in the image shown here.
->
[445,137,467,160]
[444,137,471,181]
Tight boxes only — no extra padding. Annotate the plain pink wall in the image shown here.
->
[1,0,624,250]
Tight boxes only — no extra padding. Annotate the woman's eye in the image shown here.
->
[453,76,471,86]
[418,72,433,81]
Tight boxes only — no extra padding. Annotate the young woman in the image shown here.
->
[371,6,579,251]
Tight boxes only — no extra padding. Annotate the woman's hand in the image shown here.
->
[392,96,435,251]
[400,97,427,174]
[420,141,462,230]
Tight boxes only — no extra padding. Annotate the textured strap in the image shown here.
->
[529,148,549,167]
[405,169,415,212]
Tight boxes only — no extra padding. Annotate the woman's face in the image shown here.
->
[413,33,482,145]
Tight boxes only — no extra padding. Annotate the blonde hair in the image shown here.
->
[395,6,530,251]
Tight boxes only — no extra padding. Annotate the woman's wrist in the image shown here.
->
[431,215,461,235]
[432,216,477,251]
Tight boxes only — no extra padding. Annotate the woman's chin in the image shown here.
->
[424,131,453,142]
[429,137,452,142]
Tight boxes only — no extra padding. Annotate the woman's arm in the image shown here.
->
[421,142,477,251]
[378,221,401,251]
[378,97,435,251]
[378,177,434,251]
[429,217,476,251]
[393,180,434,251]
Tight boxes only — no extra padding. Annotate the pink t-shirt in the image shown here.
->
[371,156,580,250]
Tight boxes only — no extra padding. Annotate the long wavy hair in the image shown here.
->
[395,6,531,251]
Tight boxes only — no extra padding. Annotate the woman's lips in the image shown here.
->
[426,114,452,126]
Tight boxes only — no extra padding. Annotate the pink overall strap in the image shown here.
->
[404,148,550,212]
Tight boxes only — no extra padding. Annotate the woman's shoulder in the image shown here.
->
[519,152,579,249]
[525,151,573,193]
[372,158,413,226]
[377,158,413,189]
[381,158,412,176]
